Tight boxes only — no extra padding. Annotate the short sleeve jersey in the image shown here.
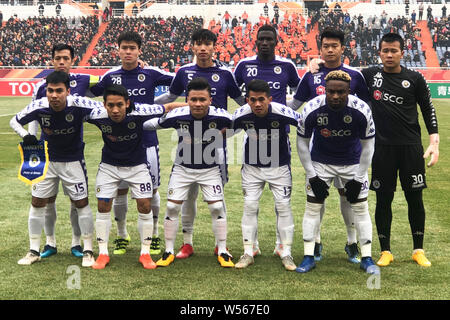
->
[15,96,103,162]
[362,66,438,145]
[90,66,174,147]
[32,73,98,100]
[87,104,165,167]
[234,55,300,105]
[168,61,242,110]
[156,106,232,169]
[232,102,300,167]
[297,95,375,165]
[294,64,370,103]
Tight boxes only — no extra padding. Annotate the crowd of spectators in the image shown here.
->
[0,15,98,66]
[88,15,203,70]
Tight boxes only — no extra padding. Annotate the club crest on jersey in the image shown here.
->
[211,74,220,82]
[316,85,325,95]
[138,74,146,82]
[271,121,279,128]
[402,80,410,88]
[128,122,136,129]
[343,115,352,124]
[274,66,282,74]
[209,122,217,129]
[65,113,74,122]
[70,80,77,87]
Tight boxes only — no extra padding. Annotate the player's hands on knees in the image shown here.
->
[424,133,439,167]
[307,58,325,74]
[22,134,38,146]
[309,176,329,202]
[344,179,363,203]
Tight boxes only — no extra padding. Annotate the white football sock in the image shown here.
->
[351,201,373,257]
[242,200,258,256]
[76,205,94,252]
[340,196,357,244]
[164,201,181,254]
[138,212,153,255]
[275,199,294,258]
[180,185,198,244]
[70,202,81,247]
[29,205,45,252]
[303,201,323,256]
[113,194,128,238]
[209,201,227,255]
[151,190,160,237]
[95,212,111,255]
[44,202,56,247]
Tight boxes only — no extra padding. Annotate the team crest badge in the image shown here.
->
[402,80,410,88]
[97,187,101,193]
[128,122,136,129]
[343,115,352,124]
[65,113,74,122]
[372,180,381,189]
[209,122,217,129]
[138,74,146,82]
[271,121,279,128]
[17,140,49,185]
[274,66,282,74]
[70,80,77,87]
[168,188,174,195]
[211,74,220,82]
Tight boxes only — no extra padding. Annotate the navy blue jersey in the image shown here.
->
[15,96,103,162]
[294,64,370,103]
[297,95,375,165]
[169,61,242,110]
[32,73,98,100]
[232,102,300,167]
[234,55,300,105]
[87,104,165,167]
[90,65,174,147]
[156,106,232,169]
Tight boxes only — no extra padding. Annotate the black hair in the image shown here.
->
[379,33,404,51]
[103,84,135,113]
[256,24,278,42]
[46,70,70,89]
[118,31,142,49]
[191,29,217,45]
[246,79,271,97]
[52,43,75,59]
[320,28,345,46]
[186,77,211,96]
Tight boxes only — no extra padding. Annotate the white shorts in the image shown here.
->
[167,164,224,202]
[306,162,369,200]
[117,145,160,190]
[96,162,153,199]
[31,160,88,201]
[241,164,292,201]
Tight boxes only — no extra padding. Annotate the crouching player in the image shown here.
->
[231,79,300,271]
[144,77,234,268]
[296,71,379,275]
[86,84,182,269]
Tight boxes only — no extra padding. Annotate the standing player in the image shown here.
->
[10,71,102,267]
[362,33,439,267]
[90,31,174,256]
[145,77,234,268]
[29,43,100,259]
[288,28,371,264]
[154,28,245,259]
[86,85,183,269]
[232,80,299,271]
[233,24,300,256]
[295,70,379,275]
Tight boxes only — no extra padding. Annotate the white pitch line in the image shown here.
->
[0,113,16,117]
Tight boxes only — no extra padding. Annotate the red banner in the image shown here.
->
[0,80,41,96]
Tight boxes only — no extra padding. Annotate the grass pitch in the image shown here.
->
[0,97,449,301]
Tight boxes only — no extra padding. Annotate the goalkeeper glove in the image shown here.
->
[22,134,38,146]
[309,176,329,202]
[344,179,363,203]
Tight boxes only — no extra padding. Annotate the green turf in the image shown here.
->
[0,97,449,300]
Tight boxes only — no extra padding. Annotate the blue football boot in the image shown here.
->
[360,257,381,275]
[295,255,316,273]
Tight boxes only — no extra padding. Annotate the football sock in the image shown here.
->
[138,212,153,255]
[340,196,357,244]
[242,200,258,256]
[351,201,372,257]
[113,194,128,239]
[164,201,181,254]
[95,212,111,255]
[375,191,394,252]
[315,200,325,244]
[151,190,160,237]
[404,190,425,250]
[44,202,56,247]
[209,201,227,254]
[180,185,198,244]
[275,199,294,258]
[70,202,81,247]
[29,205,45,252]
[303,201,323,256]
[76,205,94,252]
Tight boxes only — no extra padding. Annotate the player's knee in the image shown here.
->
[136,198,151,214]
[243,199,259,216]
[350,201,369,216]
[31,196,47,208]
[302,201,323,242]
[166,200,181,220]
[305,201,323,216]
[208,201,225,219]
[47,195,57,203]
[274,199,291,217]
[98,198,113,213]
[73,197,89,209]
